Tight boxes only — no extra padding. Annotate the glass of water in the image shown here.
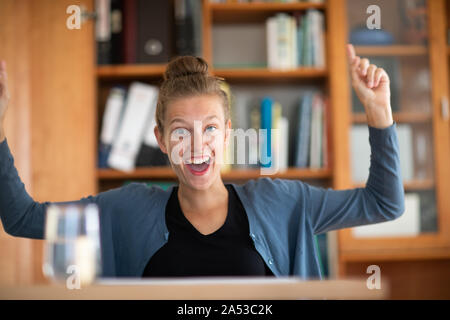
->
[43,204,102,286]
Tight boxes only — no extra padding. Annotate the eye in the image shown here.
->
[205,125,217,133]
[172,128,190,138]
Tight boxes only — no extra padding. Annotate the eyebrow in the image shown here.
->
[169,115,220,126]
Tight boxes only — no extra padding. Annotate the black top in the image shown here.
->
[142,184,274,277]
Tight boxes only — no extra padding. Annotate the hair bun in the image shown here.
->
[164,56,209,81]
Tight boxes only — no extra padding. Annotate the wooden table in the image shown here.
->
[0,277,389,300]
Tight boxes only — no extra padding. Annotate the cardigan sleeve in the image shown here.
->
[305,123,405,235]
[0,138,118,239]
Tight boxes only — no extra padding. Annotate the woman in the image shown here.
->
[0,44,404,279]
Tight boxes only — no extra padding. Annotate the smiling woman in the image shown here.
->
[0,48,405,279]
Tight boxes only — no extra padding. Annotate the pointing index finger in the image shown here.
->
[347,44,359,67]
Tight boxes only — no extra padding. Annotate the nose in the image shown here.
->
[191,123,204,157]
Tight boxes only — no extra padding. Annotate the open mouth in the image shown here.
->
[185,157,212,176]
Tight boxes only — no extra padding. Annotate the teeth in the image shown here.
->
[186,156,211,165]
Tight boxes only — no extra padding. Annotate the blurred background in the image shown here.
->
[0,0,449,299]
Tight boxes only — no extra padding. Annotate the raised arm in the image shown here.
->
[0,137,105,238]
[0,60,100,238]
[307,44,404,234]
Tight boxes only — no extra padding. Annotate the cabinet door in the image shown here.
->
[341,0,450,255]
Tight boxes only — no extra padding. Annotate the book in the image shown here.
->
[136,0,173,63]
[96,0,112,65]
[295,93,312,168]
[275,13,292,70]
[302,11,312,66]
[311,10,325,67]
[98,87,126,168]
[289,14,298,68]
[174,0,195,56]
[295,12,304,67]
[271,102,282,172]
[122,0,137,63]
[279,117,289,172]
[249,104,261,169]
[190,0,203,57]
[266,17,278,69]
[135,92,169,167]
[108,82,159,171]
[352,193,421,238]
[174,0,203,57]
[260,97,273,168]
[110,0,124,64]
[309,93,323,169]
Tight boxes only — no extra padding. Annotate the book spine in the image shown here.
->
[175,0,195,56]
[297,93,312,167]
[266,17,278,69]
[108,83,159,171]
[110,0,124,64]
[96,0,112,65]
[295,13,303,66]
[279,117,289,171]
[272,102,282,171]
[122,0,137,64]
[276,14,291,70]
[260,97,273,168]
[290,16,298,68]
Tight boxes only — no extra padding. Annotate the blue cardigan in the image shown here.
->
[0,124,405,279]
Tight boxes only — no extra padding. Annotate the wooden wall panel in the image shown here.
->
[29,0,96,283]
[0,0,96,285]
[0,0,34,286]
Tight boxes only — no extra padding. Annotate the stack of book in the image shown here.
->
[266,10,326,69]
[222,89,330,173]
[96,0,202,65]
[98,83,168,172]
[293,92,329,169]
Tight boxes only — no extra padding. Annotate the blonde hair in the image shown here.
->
[156,56,230,132]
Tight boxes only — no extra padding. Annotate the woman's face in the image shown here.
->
[155,94,230,191]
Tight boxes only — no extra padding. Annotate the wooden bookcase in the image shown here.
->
[338,0,450,299]
[96,1,450,298]
[96,0,344,193]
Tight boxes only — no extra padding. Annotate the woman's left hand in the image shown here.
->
[347,44,394,129]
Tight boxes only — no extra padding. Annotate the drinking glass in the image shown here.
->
[42,203,102,286]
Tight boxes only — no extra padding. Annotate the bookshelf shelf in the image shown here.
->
[340,246,450,262]
[97,64,167,79]
[352,112,432,124]
[210,2,326,24]
[213,67,328,80]
[96,66,328,81]
[354,45,428,56]
[97,167,332,181]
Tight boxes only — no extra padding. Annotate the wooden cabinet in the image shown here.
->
[338,0,450,299]
[97,0,344,193]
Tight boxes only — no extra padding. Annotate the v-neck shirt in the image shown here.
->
[142,184,274,277]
